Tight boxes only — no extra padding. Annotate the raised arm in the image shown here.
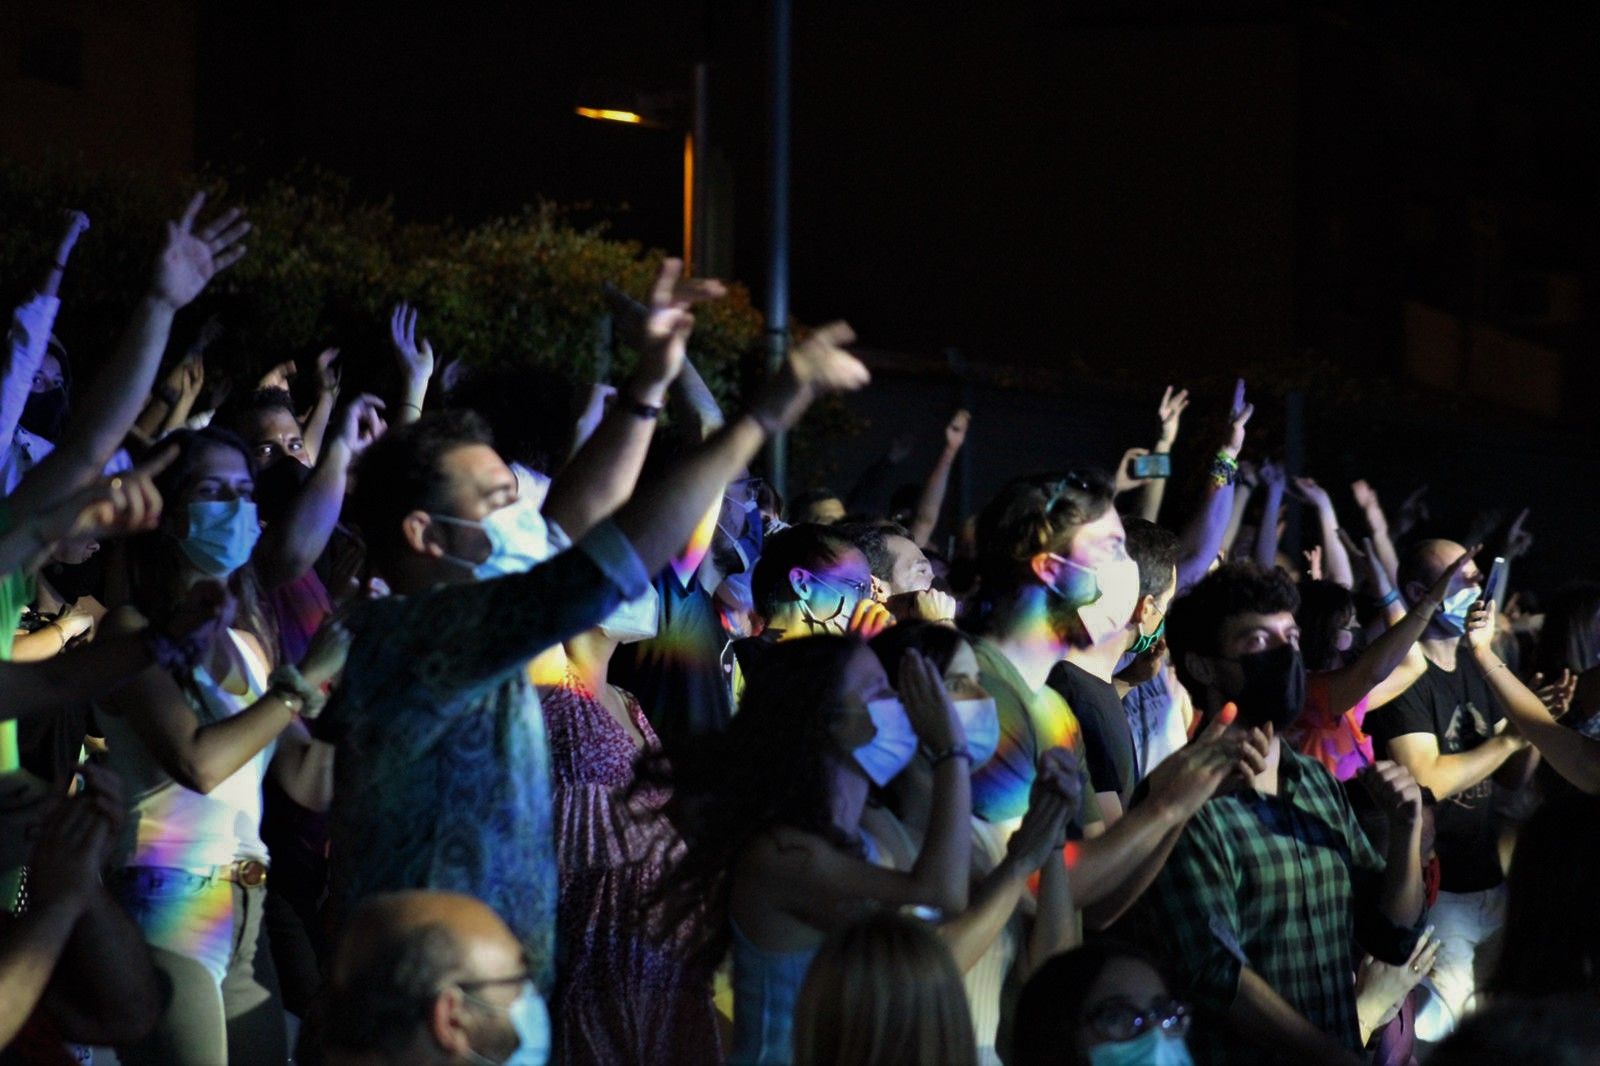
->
[1139,386,1188,523]
[1176,380,1253,591]
[543,259,726,541]
[301,347,342,461]
[389,304,434,426]
[1253,461,1286,571]
[0,211,87,451]
[907,410,969,547]
[1468,601,1600,795]
[253,394,385,589]
[1350,480,1400,587]
[9,193,249,521]
[1293,477,1353,588]
[939,749,1076,971]
[1321,546,1475,715]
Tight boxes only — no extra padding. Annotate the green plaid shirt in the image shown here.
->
[1125,748,1419,1065]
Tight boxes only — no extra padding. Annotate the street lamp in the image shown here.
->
[575,65,709,277]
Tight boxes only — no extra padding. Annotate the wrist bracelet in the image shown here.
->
[1207,453,1239,487]
[400,401,423,414]
[49,621,68,651]
[268,664,326,717]
[1380,588,1401,608]
[922,742,973,768]
[624,396,664,421]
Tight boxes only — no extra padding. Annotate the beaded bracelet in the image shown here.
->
[1208,452,1239,488]
[922,742,973,768]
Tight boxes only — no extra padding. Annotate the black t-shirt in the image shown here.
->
[610,569,732,756]
[1364,656,1506,893]
[1047,660,1137,808]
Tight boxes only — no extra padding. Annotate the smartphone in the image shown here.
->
[1483,556,1508,610]
[1129,453,1171,480]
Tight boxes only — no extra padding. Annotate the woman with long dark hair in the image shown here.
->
[649,634,971,1065]
[97,426,349,1066]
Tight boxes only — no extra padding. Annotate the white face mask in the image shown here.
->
[952,697,1000,768]
[433,496,557,580]
[853,697,919,787]
[1076,555,1142,647]
[598,584,660,644]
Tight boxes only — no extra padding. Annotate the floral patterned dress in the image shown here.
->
[545,672,721,1065]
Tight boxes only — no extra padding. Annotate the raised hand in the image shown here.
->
[257,359,297,391]
[1224,378,1254,458]
[67,446,179,542]
[898,649,964,752]
[1394,485,1430,538]
[1506,507,1534,561]
[604,258,726,391]
[1530,670,1578,718]
[1465,597,1496,653]
[1257,460,1285,491]
[389,302,435,390]
[1112,447,1152,496]
[316,347,342,395]
[151,192,250,311]
[1157,386,1190,447]
[1351,479,1380,516]
[336,394,388,456]
[1358,760,1423,830]
[944,409,972,454]
[1008,749,1083,869]
[756,321,871,433]
[1304,545,1324,581]
[1146,703,1271,819]
[1292,477,1333,510]
[56,209,92,263]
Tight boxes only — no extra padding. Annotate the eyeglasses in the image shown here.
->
[817,573,872,599]
[1084,996,1191,1043]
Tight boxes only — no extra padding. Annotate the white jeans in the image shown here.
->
[1414,885,1507,1043]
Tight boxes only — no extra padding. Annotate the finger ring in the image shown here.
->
[1410,964,1421,973]
[109,477,123,492]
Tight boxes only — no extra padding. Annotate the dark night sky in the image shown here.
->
[197,4,1600,381]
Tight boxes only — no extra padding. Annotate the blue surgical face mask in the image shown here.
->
[953,697,999,769]
[464,979,550,1066]
[1435,586,1480,636]
[854,697,919,787]
[179,499,261,577]
[434,496,556,580]
[1088,1030,1193,1066]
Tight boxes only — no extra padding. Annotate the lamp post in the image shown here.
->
[575,63,710,277]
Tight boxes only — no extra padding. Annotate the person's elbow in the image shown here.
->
[917,877,968,918]
[171,755,227,796]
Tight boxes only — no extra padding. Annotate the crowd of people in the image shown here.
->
[3,197,1600,1066]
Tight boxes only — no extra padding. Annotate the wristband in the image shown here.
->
[922,742,973,768]
[49,621,68,652]
[268,664,326,717]
[623,396,664,421]
[1379,588,1401,608]
[1207,452,1238,488]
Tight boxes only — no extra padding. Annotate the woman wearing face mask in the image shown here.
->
[1286,551,1474,781]
[97,427,350,1066]
[646,635,970,1065]
[542,586,720,1065]
[871,621,1081,1066]
[1013,943,1193,1066]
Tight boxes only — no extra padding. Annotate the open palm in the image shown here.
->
[152,192,250,310]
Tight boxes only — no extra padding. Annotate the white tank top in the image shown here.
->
[103,629,275,868]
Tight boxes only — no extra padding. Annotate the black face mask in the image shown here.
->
[1229,643,1307,731]
[19,388,68,440]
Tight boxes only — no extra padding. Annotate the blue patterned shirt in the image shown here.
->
[315,520,649,992]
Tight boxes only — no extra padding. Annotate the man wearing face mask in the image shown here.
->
[324,315,869,996]
[1049,517,1175,826]
[1361,540,1530,1044]
[967,473,1271,936]
[320,891,550,1066]
[1133,561,1427,1066]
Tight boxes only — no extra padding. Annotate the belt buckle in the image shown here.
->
[236,860,268,887]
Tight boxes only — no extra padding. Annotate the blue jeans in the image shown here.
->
[113,867,286,1066]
